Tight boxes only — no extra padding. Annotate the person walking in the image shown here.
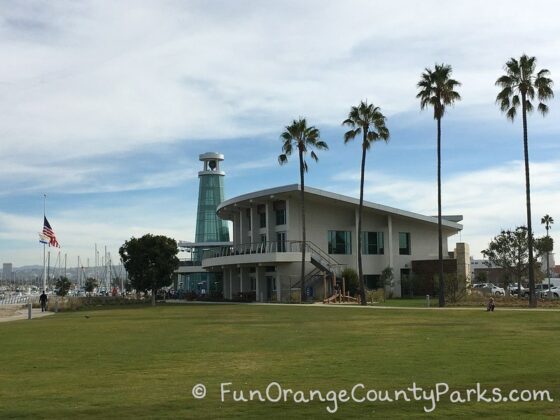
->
[39,291,48,312]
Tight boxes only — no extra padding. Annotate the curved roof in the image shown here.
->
[217,184,463,230]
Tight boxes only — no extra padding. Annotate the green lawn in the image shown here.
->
[1,304,559,419]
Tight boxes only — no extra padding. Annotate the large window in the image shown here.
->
[258,205,266,228]
[328,231,352,254]
[364,274,382,290]
[399,232,411,255]
[276,232,286,252]
[362,232,384,255]
[274,201,286,226]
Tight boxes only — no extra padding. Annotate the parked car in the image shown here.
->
[543,286,560,299]
[535,283,552,298]
[507,284,528,297]
[472,283,505,296]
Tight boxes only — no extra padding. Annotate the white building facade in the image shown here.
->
[201,184,463,302]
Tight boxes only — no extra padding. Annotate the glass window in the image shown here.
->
[328,231,352,254]
[259,212,266,228]
[364,275,381,289]
[276,232,286,252]
[274,201,286,226]
[399,232,411,255]
[275,208,286,225]
[362,232,384,255]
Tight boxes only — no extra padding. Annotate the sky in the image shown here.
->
[1,0,559,267]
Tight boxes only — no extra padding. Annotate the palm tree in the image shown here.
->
[496,54,554,308]
[417,63,461,307]
[278,118,328,302]
[541,214,554,299]
[342,101,390,305]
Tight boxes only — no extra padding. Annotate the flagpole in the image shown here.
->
[43,194,47,292]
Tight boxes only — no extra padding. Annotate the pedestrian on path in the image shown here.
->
[39,291,48,312]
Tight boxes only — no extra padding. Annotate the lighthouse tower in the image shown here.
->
[194,152,230,247]
[176,152,231,294]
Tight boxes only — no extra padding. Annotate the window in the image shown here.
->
[276,232,286,252]
[362,232,384,255]
[260,234,267,244]
[364,275,381,290]
[328,231,352,254]
[399,232,411,255]
[274,200,286,225]
[245,208,251,225]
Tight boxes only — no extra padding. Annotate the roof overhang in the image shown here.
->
[217,184,463,231]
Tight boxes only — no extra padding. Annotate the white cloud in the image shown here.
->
[330,159,560,258]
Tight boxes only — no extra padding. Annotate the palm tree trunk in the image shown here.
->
[358,140,367,305]
[437,117,445,307]
[299,149,306,303]
[152,287,156,306]
[521,94,536,308]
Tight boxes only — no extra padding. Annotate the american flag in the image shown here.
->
[43,217,60,248]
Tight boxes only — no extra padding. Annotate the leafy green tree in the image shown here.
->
[496,55,554,307]
[278,118,328,301]
[482,227,550,294]
[380,266,394,300]
[342,101,390,306]
[119,234,180,306]
[341,267,359,296]
[417,63,461,307]
[55,276,72,297]
[84,277,98,295]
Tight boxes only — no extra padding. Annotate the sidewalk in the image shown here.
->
[0,306,54,323]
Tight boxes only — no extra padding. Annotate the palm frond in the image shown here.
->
[310,151,318,162]
[496,54,553,120]
[278,154,288,165]
[537,102,549,116]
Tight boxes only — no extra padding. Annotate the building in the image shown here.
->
[201,184,465,301]
[176,153,231,294]
[2,263,13,284]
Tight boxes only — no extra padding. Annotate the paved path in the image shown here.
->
[0,306,54,323]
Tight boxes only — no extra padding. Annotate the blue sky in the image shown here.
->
[1,0,559,267]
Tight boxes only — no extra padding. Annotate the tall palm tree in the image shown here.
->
[278,118,328,302]
[496,54,554,308]
[541,214,554,299]
[342,101,390,306]
[417,63,461,307]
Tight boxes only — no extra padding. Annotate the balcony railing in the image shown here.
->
[202,240,302,259]
[202,240,344,275]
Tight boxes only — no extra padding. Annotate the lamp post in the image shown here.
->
[541,215,554,300]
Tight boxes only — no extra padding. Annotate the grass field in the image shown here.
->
[1,303,559,419]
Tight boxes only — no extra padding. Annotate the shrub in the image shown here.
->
[340,268,359,295]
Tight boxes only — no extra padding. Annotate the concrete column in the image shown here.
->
[266,201,274,250]
[240,266,246,293]
[250,205,257,244]
[255,266,262,302]
[276,273,281,302]
[387,215,394,269]
[239,209,245,248]
[355,207,360,270]
[455,243,471,287]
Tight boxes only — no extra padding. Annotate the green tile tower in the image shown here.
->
[182,152,230,294]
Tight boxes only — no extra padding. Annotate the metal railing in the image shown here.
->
[0,294,37,305]
[202,240,345,274]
